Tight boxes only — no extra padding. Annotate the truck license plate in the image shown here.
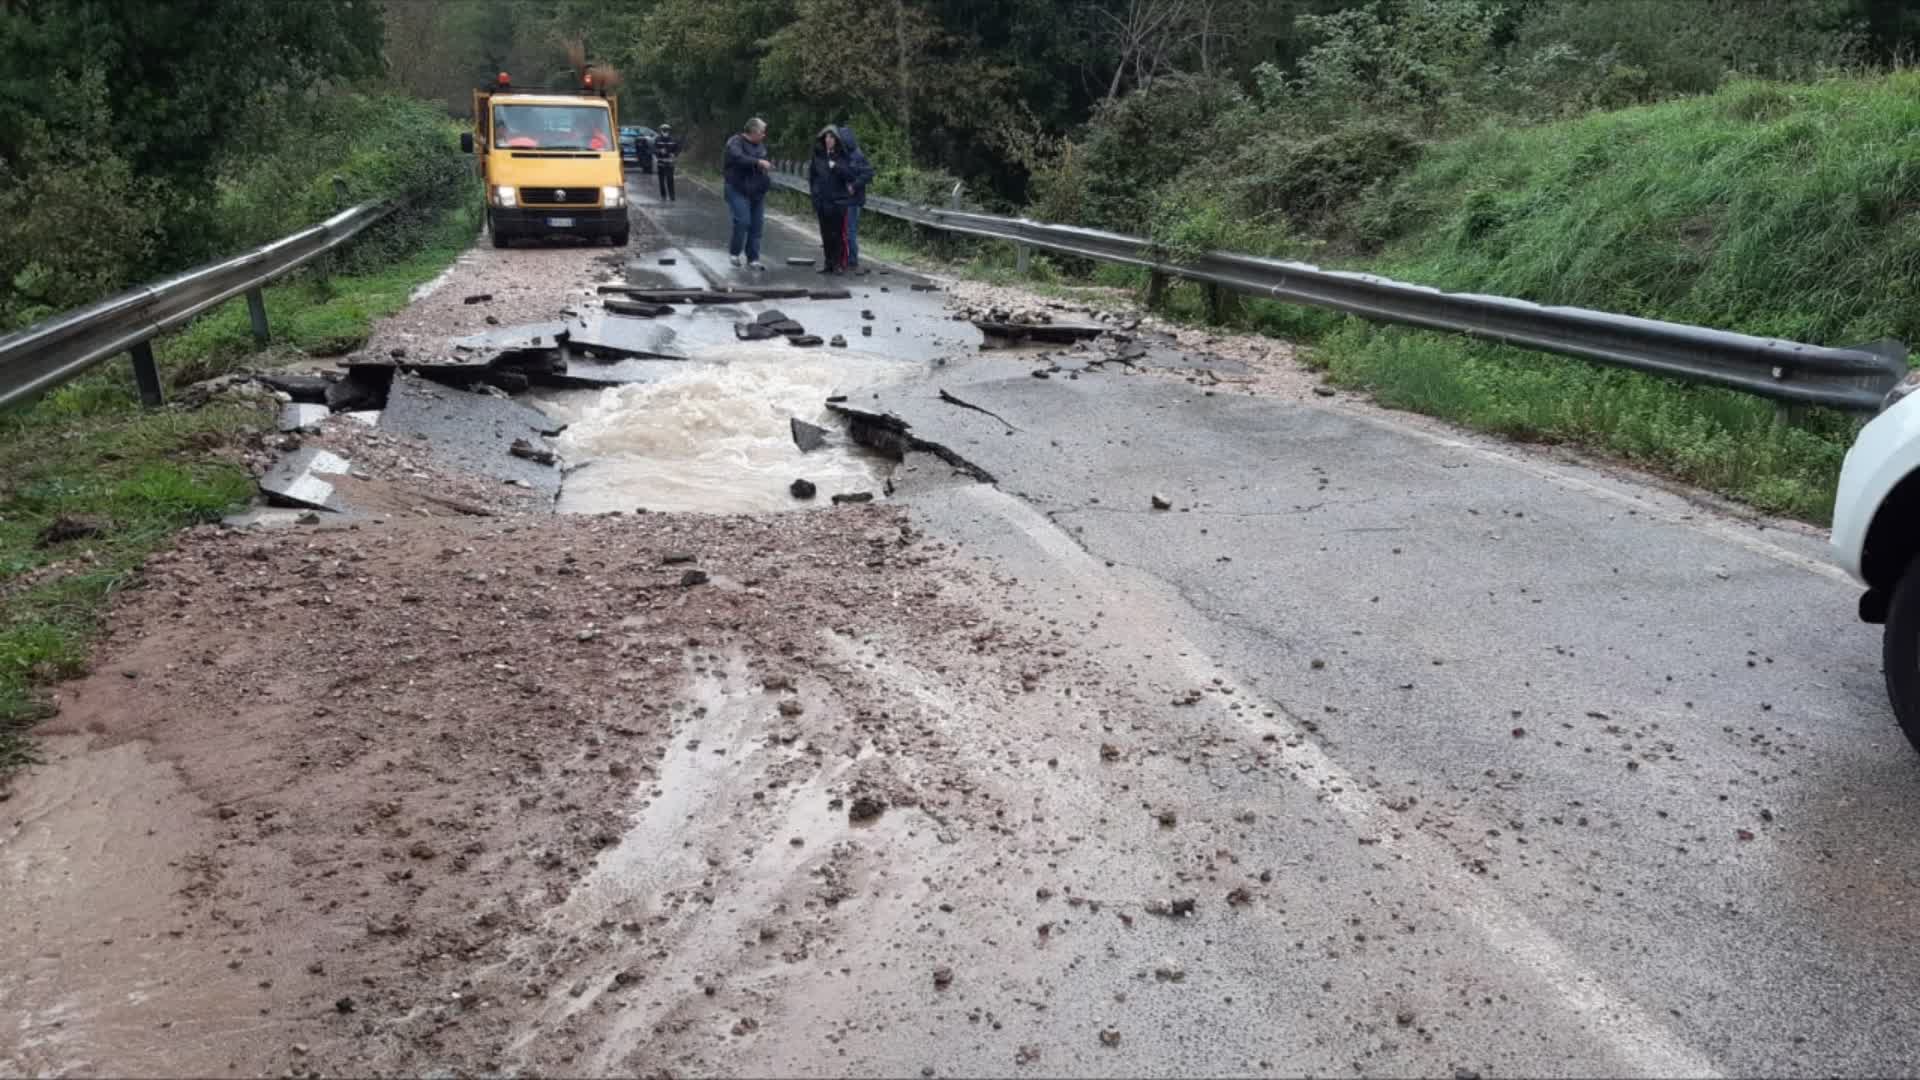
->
[546,217,574,228]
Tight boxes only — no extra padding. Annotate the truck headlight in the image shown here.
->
[602,185,624,208]
[1886,368,1920,411]
[493,185,516,207]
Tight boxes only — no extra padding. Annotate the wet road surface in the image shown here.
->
[615,178,1920,1076]
[6,172,1917,1080]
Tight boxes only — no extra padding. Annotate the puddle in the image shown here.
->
[538,349,912,514]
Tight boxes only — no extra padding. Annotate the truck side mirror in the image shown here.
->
[460,132,474,154]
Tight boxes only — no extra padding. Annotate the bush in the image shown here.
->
[1509,0,1862,105]
[0,68,165,330]
[213,92,473,273]
[0,87,469,333]
[1074,75,1244,232]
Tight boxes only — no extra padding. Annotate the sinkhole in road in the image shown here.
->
[536,350,911,514]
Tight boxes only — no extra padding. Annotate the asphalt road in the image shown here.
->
[613,177,1920,1077]
[12,173,1912,1080]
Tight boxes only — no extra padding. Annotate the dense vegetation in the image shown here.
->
[0,0,471,331]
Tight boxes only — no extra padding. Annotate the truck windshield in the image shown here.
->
[493,105,612,151]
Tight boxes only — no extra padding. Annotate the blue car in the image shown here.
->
[619,126,655,173]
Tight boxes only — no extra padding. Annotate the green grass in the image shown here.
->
[0,197,480,775]
[1305,72,1920,523]
[1311,324,1851,518]
[159,199,482,385]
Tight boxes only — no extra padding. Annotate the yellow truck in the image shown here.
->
[462,73,629,248]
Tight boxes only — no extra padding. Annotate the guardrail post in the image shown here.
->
[1015,243,1031,275]
[1146,271,1170,310]
[129,341,164,407]
[1773,402,1810,429]
[949,182,963,211]
[1204,282,1241,324]
[245,287,270,346]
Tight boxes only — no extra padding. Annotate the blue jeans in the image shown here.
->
[724,186,764,263]
[845,205,862,266]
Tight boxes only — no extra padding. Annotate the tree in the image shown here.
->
[1,0,384,188]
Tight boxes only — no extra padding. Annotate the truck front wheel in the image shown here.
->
[1884,558,1920,753]
[489,210,509,249]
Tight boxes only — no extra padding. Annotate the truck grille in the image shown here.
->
[519,187,599,208]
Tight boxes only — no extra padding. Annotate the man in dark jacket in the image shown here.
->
[652,124,680,202]
[808,126,858,273]
[835,124,876,270]
[722,117,772,269]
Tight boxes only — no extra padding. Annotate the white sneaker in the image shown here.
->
[749,261,767,271]
[730,255,743,268]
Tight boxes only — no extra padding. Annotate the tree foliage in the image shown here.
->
[0,0,473,330]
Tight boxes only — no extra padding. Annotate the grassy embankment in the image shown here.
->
[0,136,480,775]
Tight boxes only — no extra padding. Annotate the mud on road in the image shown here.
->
[4,508,1013,1076]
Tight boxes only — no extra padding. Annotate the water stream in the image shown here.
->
[537,348,912,514]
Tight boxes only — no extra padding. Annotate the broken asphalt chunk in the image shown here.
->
[974,320,1106,346]
[254,373,333,403]
[789,334,824,347]
[604,298,673,318]
[735,321,782,342]
[509,438,557,467]
[807,288,853,301]
[790,418,830,453]
[790,479,817,500]
[832,492,874,505]
[325,369,389,412]
[462,293,492,304]
[278,402,329,433]
[259,447,353,512]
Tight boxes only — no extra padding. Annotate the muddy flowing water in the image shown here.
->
[538,349,913,514]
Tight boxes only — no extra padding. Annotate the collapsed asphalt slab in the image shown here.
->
[376,374,563,501]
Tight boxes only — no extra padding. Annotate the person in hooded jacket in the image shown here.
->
[835,125,876,270]
[809,126,858,273]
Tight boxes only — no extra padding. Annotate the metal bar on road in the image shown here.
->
[245,287,270,346]
[768,165,1909,412]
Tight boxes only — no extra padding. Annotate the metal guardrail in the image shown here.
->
[770,164,1908,412]
[0,200,399,409]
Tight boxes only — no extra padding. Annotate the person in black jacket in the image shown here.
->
[808,126,857,274]
[723,118,772,269]
[835,125,876,270]
[652,124,680,202]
